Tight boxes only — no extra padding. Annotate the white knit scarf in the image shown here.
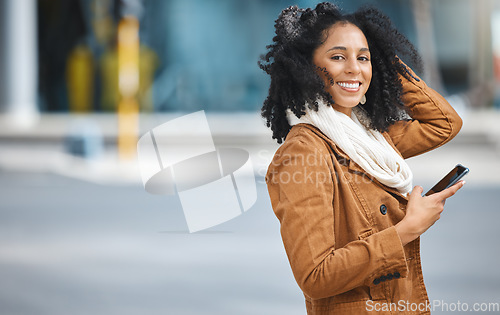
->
[286,100,413,196]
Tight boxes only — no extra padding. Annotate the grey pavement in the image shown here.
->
[0,170,499,315]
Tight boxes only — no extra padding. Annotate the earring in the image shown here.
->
[360,95,366,105]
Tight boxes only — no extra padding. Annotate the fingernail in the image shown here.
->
[462,180,466,185]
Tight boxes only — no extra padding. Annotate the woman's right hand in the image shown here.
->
[395,181,466,246]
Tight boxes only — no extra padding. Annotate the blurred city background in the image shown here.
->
[0,0,499,314]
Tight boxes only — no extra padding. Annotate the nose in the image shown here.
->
[344,57,361,74]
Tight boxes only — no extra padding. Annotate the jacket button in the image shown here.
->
[373,278,380,285]
[380,204,387,215]
[386,273,394,280]
[394,272,401,279]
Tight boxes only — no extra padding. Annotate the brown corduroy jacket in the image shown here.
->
[266,67,462,314]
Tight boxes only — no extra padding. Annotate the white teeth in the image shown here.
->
[337,82,360,89]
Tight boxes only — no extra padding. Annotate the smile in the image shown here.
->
[337,81,361,89]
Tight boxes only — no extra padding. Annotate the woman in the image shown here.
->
[259,3,464,314]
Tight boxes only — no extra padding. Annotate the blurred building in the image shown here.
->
[1,0,499,118]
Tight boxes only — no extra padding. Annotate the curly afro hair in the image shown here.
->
[259,2,423,144]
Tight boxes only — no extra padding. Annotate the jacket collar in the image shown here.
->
[292,123,409,202]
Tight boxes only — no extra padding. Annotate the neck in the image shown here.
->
[331,103,354,117]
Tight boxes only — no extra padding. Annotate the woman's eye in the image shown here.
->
[358,56,370,61]
[331,55,343,60]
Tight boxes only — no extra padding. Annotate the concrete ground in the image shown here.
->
[0,110,499,314]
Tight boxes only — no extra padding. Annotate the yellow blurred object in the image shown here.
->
[138,45,159,112]
[118,17,139,97]
[101,45,159,112]
[100,48,118,111]
[117,97,139,159]
[66,44,94,112]
[117,16,140,160]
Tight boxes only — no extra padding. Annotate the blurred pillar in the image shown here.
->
[411,0,445,94]
[113,0,143,160]
[0,0,38,127]
[117,16,140,160]
[470,0,494,85]
[469,0,495,108]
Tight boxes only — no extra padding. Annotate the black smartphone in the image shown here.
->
[424,164,469,196]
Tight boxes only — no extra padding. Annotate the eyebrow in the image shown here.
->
[327,46,370,52]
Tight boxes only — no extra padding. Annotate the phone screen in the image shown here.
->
[424,164,469,196]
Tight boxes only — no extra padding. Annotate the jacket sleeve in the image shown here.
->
[387,62,463,159]
[266,138,409,299]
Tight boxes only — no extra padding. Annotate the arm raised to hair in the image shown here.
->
[387,61,463,159]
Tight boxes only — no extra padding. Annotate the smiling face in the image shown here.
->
[312,22,372,116]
